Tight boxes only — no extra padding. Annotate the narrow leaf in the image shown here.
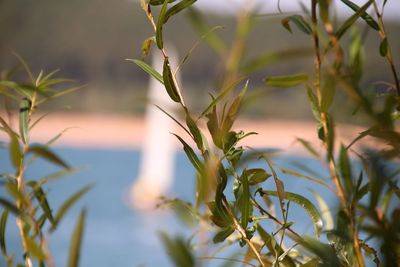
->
[172,134,204,174]
[126,59,164,84]
[163,58,181,102]
[379,37,388,57]
[51,185,92,232]
[213,226,235,243]
[281,15,312,35]
[0,198,21,216]
[67,208,87,267]
[19,98,30,144]
[9,134,22,170]
[335,0,374,40]
[156,0,169,49]
[164,0,197,23]
[262,190,323,237]
[265,73,308,87]
[340,0,379,30]
[28,144,70,169]
[26,237,46,260]
[0,209,8,255]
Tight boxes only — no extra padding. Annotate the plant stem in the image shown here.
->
[372,1,400,98]
[222,197,265,267]
[310,2,365,266]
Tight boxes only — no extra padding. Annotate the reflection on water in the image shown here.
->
[0,148,333,266]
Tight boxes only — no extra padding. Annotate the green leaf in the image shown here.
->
[339,145,353,196]
[0,209,8,256]
[0,198,21,216]
[340,0,379,30]
[149,0,177,5]
[9,133,22,170]
[159,232,195,267]
[379,37,388,57]
[51,185,92,232]
[156,0,169,49]
[213,226,235,243]
[27,144,70,169]
[67,208,87,267]
[27,181,55,225]
[311,190,334,231]
[294,236,341,267]
[19,98,30,145]
[265,73,308,87]
[281,15,312,35]
[185,111,203,151]
[172,134,203,174]
[199,78,244,118]
[238,170,251,229]
[335,0,374,40]
[126,59,164,84]
[164,0,197,23]
[262,190,323,237]
[186,7,227,57]
[296,138,319,158]
[319,0,330,23]
[320,74,336,112]
[26,237,46,260]
[244,168,271,186]
[300,258,320,266]
[163,58,182,103]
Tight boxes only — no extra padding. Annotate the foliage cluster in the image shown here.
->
[132,0,400,266]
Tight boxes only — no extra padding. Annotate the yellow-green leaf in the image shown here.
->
[67,208,87,267]
[265,73,308,87]
[126,59,164,84]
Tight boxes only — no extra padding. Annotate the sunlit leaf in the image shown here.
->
[67,208,87,267]
[311,190,334,231]
[126,59,164,84]
[244,168,271,186]
[265,73,308,87]
[25,237,46,260]
[141,37,155,59]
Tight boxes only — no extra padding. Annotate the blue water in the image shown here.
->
[0,147,335,266]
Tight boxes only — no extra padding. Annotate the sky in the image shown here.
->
[194,0,400,20]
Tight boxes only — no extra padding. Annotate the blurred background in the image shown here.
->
[0,0,399,266]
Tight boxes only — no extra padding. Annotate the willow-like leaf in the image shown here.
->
[265,73,308,87]
[156,0,169,49]
[262,190,323,237]
[164,0,197,23]
[0,209,8,256]
[67,208,87,267]
[281,15,312,35]
[126,59,164,84]
[25,237,46,260]
[27,144,70,169]
[172,134,203,174]
[163,58,181,102]
[340,0,379,30]
[19,98,30,144]
[0,198,21,216]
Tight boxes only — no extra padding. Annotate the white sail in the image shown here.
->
[130,48,179,211]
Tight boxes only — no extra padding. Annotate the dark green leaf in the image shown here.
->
[19,98,30,145]
[340,0,379,30]
[164,0,197,23]
[51,185,92,232]
[185,112,203,151]
[0,198,21,216]
[0,209,8,255]
[294,236,341,267]
[163,58,181,102]
[126,59,164,84]
[379,37,388,57]
[172,134,204,174]
[265,73,308,87]
[238,170,251,229]
[149,0,177,5]
[27,181,55,225]
[336,0,374,40]
[319,0,330,23]
[281,15,312,35]
[27,144,70,169]
[339,145,353,196]
[156,0,169,49]
[262,190,323,237]
[67,208,87,267]
[213,226,235,243]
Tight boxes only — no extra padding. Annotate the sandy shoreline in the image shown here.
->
[0,112,369,154]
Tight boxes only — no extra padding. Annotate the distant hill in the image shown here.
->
[1,0,399,121]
